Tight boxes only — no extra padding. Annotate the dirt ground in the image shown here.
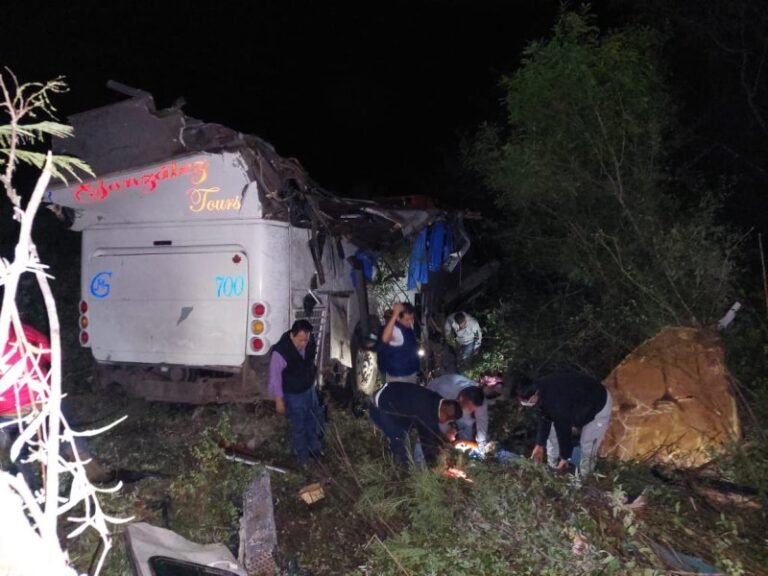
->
[45,350,768,576]
[63,378,383,576]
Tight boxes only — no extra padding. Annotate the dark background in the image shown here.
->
[4,0,563,199]
[3,1,768,226]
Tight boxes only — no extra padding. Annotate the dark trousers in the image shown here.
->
[369,405,409,464]
[284,387,322,464]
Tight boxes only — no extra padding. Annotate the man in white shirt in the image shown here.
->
[444,311,482,362]
[427,373,489,454]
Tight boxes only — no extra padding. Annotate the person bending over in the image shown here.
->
[427,372,488,454]
[518,372,612,477]
[370,381,462,466]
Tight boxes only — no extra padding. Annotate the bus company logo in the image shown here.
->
[73,159,209,203]
[89,271,112,298]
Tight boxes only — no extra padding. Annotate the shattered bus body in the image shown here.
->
[46,86,445,403]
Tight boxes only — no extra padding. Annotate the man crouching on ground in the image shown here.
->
[369,381,462,466]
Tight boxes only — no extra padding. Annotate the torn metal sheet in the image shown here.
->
[329,295,353,368]
[239,471,278,575]
[125,522,247,576]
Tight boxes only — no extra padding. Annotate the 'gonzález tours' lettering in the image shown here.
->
[188,187,242,213]
[73,159,209,203]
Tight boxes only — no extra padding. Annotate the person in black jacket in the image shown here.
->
[370,381,462,465]
[268,319,322,465]
[518,372,613,477]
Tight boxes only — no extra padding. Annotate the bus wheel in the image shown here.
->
[354,346,378,396]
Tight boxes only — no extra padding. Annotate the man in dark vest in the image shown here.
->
[268,319,322,465]
[377,302,420,383]
[370,381,462,466]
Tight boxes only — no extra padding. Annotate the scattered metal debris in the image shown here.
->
[124,522,247,576]
[239,470,279,575]
[220,442,289,474]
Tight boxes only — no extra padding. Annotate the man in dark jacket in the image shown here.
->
[268,319,322,465]
[518,372,612,477]
[370,381,462,465]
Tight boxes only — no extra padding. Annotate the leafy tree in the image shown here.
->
[472,8,736,373]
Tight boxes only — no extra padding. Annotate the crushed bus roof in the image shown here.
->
[47,88,446,254]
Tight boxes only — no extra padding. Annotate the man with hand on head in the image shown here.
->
[377,302,420,384]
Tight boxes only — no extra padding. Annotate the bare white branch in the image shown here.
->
[0,74,127,576]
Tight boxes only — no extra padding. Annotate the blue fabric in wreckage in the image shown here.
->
[407,222,454,290]
[407,228,429,290]
[428,221,454,272]
[350,249,376,287]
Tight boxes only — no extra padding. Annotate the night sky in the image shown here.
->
[5,1,561,199]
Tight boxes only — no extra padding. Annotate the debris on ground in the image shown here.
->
[570,533,589,556]
[649,540,724,574]
[239,470,279,575]
[221,441,289,474]
[124,522,247,576]
[298,483,325,504]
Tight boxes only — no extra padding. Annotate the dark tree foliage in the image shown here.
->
[601,0,768,236]
[471,8,736,375]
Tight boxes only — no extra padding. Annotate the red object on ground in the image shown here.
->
[442,467,474,483]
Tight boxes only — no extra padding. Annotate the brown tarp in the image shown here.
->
[600,327,740,468]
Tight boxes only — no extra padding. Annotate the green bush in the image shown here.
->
[169,415,257,549]
[357,459,657,575]
[469,7,736,375]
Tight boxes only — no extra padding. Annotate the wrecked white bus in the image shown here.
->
[46,85,445,403]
